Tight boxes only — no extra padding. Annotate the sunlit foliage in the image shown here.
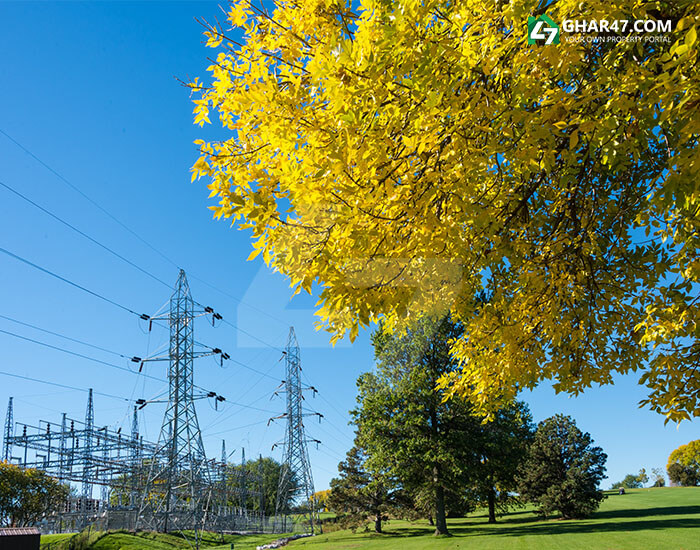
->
[191,0,700,422]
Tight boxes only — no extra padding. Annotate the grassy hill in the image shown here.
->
[41,529,291,550]
[291,487,700,550]
[40,488,700,550]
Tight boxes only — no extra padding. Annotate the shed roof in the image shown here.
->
[0,527,41,536]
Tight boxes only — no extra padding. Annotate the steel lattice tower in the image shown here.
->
[139,270,213,532]
[3,397,13,462]
[82,389,94,502]
[274,327,318,533]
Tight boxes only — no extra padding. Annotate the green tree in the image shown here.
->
[0,462,69,527]
[354,317,478,535]
[517,415,607,519]
[651,468,666,488]
[226,456,296,516]
[472,401,535,523]
[667,463,698,487]
[192,0,700,424]
[611,469,648,490]
[327,443,400,533]
[667,440,700,486]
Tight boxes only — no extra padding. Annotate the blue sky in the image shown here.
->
[0,1,695,496]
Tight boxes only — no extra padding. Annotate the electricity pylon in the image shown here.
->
[273,327,321,533]
[82,389,94,502]
[2,397,13,462]
[138,270,224,532]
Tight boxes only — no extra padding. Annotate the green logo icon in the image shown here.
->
[528,14,560,45]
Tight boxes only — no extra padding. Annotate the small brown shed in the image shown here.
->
[0,527,41,550]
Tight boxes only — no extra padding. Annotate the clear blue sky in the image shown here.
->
[0,1,695,495]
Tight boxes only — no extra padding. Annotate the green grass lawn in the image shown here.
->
[90,531,293,550]
[291,487,700,550]
[41,529,293,550]
[39,488,700,550]
[40,533,74,546]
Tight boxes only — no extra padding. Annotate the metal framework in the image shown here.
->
[273,327,321,533]
[137,270,220,532]
[3,393,156,515]
[3,396,12,462]
[0,272,317,536]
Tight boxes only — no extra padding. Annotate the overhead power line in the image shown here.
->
[0,313,131,359]
[0,179,172,289]
[0,327,166,385]
[219,317,286,353]
[0,369,130,402]
[0,128,182,271]
[0,246,150,319]
[0,322,271,417]
[0,128,289,328]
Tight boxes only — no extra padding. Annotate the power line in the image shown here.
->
[0,246,149,319]
[202,387,277,432]
[0,179,172,289]
[0,128,182,271]
[207,419,269,437]
[0,313,130,359]
[0,128,290,328]
[189,273,288,328]
[219,318,286,352]
[0,327,164,384]
[301,369,353,424]
[228,356,282,381]
[0,369,130,402]
[0,326,225,405]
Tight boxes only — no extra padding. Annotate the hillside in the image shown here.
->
[40,488,700,550]
[291,488,700,550]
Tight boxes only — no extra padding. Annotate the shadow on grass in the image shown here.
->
[447,516,700,538]
[339,504,700,542]
[592,506,700,520]
[470,505,700,526]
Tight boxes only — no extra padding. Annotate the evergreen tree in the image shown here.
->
[327,443,399,533]
[354,317,482,536]
[518,415,606,519]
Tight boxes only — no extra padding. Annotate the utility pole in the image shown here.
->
[274,327,320,533]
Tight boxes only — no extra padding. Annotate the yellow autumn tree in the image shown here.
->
[191,0,699,422]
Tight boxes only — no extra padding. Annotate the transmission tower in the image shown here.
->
[273,327,321,533]
[82,389,94,502]
[239,447,248,512]
[138,270,225,532]
[3,397,13,462]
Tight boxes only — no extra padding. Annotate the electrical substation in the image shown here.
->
[2,270,321,535]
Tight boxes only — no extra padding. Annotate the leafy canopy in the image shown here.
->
[327,443,401,533]
[611,469,649,490]
[354,317,477,534]
[667,439,700,486]
[0,462,69,527]
[192,0,700,421]
[517,414,607,519]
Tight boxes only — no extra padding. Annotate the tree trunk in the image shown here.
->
[434,478,449,536]
[429,386,449,536]
[374,513,382,533]
[428,515,434,526]
[488,488,496,523]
